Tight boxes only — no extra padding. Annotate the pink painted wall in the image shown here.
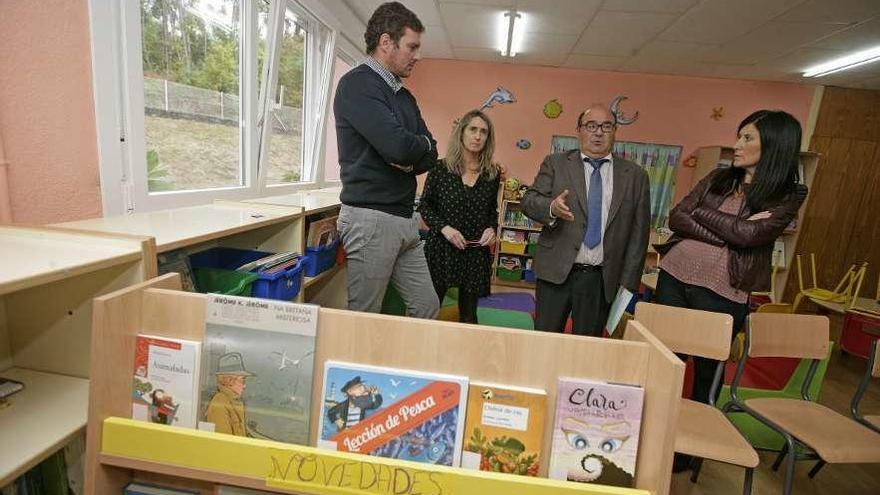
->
[0,0,102,224]
[408,59,816,202]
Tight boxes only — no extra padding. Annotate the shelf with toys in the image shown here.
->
[494,188,542,287]
[84,273,683,495]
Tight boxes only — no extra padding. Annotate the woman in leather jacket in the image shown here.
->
[654,110,807,462]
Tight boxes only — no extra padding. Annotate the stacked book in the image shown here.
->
[235,251,301,275]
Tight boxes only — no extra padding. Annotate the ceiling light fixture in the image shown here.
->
[497,10,525,57]
[802,45,880,77]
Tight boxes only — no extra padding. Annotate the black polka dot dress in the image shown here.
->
[419,162,500,297]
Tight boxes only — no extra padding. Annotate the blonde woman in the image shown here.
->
[419,110,500,323]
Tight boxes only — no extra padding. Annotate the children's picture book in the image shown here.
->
[501,230,526,243]
[461,382,547,476]
[132,335,201,429]
[199,294,318,445]
[306,215,339,248]
[157,250,196,292]
[124,482,199,494]
[318,361,469,467]
[604,287,636,336]
[499,256,522,271]
[214,486,273,494]
[549,377,645,487]
[773,240,786,268]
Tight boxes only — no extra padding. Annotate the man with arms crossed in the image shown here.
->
[335,2,439,318]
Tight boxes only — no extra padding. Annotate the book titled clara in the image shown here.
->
[548,377,645,487]
[131,334,201,429]
[461,382,547,476]
[317,361,468,467]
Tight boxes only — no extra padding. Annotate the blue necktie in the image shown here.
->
[584,158,608,249]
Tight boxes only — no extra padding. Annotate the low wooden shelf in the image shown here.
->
[84,274,683,495]
[0,225,153,488]
[0,368,89,486]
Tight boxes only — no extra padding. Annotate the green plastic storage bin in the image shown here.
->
[496,267,523,281]
[193,267,258,296]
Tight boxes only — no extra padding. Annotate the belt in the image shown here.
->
[572,263,602,272]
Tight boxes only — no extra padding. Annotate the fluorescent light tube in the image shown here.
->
[803,45,880,77]
[497,11,524,57]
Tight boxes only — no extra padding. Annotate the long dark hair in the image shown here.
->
[709,110,802,212]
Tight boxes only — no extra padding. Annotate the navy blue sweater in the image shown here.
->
[334,64,438,217]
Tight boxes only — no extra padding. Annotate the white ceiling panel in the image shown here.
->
[761,47,847,75]
[777,0,880,24]
[343,0,444,31]
[635,40,719,60]
[441,3,506,48]
[659,0,806,45]
[513,0,600,35]
[452,47,509,64]
[572,11,677,57]
[601,0,699,14]
[419,24,454,58]
[511,32,579,66]
[810,17,880,50]
[562,54,627,71]
[699,21,852,65]
[334,0,880,89]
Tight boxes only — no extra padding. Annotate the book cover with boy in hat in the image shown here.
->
[318,361,469,466]
[198,294,318,445]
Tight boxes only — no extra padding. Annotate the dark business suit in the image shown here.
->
[521,149,650,335]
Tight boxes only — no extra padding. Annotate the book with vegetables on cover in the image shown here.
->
[460,382,547,476]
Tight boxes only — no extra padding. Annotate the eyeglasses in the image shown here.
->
[578,121,615,133]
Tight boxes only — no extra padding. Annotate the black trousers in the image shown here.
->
[434,283,479,324]
[535,265,609,337]
[654,270,749,405]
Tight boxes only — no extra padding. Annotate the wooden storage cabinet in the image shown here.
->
[0,226,153,486]
[84,273,684,495]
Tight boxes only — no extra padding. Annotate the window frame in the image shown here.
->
[89,0,341,215]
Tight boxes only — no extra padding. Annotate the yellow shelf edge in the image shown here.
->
[101,417,647,495]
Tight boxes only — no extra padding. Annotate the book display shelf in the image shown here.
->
[84,273,684,495]
[0,225,154,487]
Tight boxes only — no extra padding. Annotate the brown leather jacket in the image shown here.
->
[657,169,808,292]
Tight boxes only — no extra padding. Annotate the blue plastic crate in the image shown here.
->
[189,247,303,301]
[303,239,339,277]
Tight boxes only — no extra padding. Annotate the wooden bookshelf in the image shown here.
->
[0,225,153,487]
[689,145,734,190]
[493,199,541,288]
[772,152,820,302]
[57,201,304,255]
[244,190,346,309]
[54,200,314,302]
[0,368,89,486]
[84,273,683,495]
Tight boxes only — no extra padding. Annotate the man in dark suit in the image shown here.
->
[521,104,650,336]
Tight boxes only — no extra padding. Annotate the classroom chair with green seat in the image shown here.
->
[634,303,758,495]
[723,312,880,495]
[716,342,834,451]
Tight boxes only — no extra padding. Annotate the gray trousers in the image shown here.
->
[337,205,439,319]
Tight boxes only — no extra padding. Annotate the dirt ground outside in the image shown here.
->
[145,115,302,191]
